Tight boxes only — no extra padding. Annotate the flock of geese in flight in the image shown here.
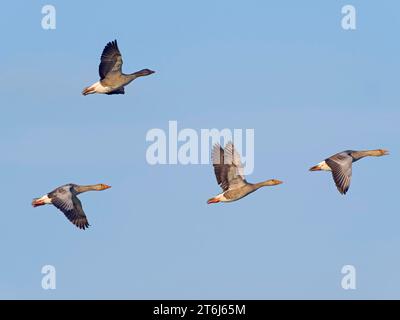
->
[32,40,390,230]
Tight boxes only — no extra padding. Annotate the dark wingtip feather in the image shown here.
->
[339,186,349,195]
[76,220,90,230]
[102,40,120,57]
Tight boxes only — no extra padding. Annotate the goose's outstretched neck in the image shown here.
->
[351,149,389,161]
[253,179,283,189]
[74,184,111,194]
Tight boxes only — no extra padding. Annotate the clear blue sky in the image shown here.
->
[1,0,399,299]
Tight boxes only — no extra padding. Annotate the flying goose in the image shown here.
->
[309,149,389,194]
[82,40,154,95]
[32,183,111,230]
[207,143,283,204]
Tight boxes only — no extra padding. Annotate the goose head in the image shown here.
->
[136,69,155,77]
[264,179,283,186]
[98,184,112,190]
[377,149,390,156]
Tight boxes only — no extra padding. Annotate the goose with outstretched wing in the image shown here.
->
[310,149,389,194]
[32,183,111,229]
[82,40,154,96]
[207,143,282,204]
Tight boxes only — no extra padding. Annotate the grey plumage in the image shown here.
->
[48,184,90,230]
[208,143,282,203]
[32,183,111,230]
[82,39,155,95]
[310,149,389,195]
[99,40,123,80]
[325,152,353,195]
[212,142,247,192]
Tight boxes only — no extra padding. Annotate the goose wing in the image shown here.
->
[325,153,353,195]
[106,87,125,95]
[98,40,123,80]
[211,142,247,191]
[48,185,90,230]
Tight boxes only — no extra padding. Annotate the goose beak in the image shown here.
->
[381,149,390,156]
[149,70,155,74]
[103,184,112,190]
[275,180,283,185]
[309,165,321,171]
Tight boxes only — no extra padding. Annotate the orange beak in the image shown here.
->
[32,199,45,207]
[102,184,112,190]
